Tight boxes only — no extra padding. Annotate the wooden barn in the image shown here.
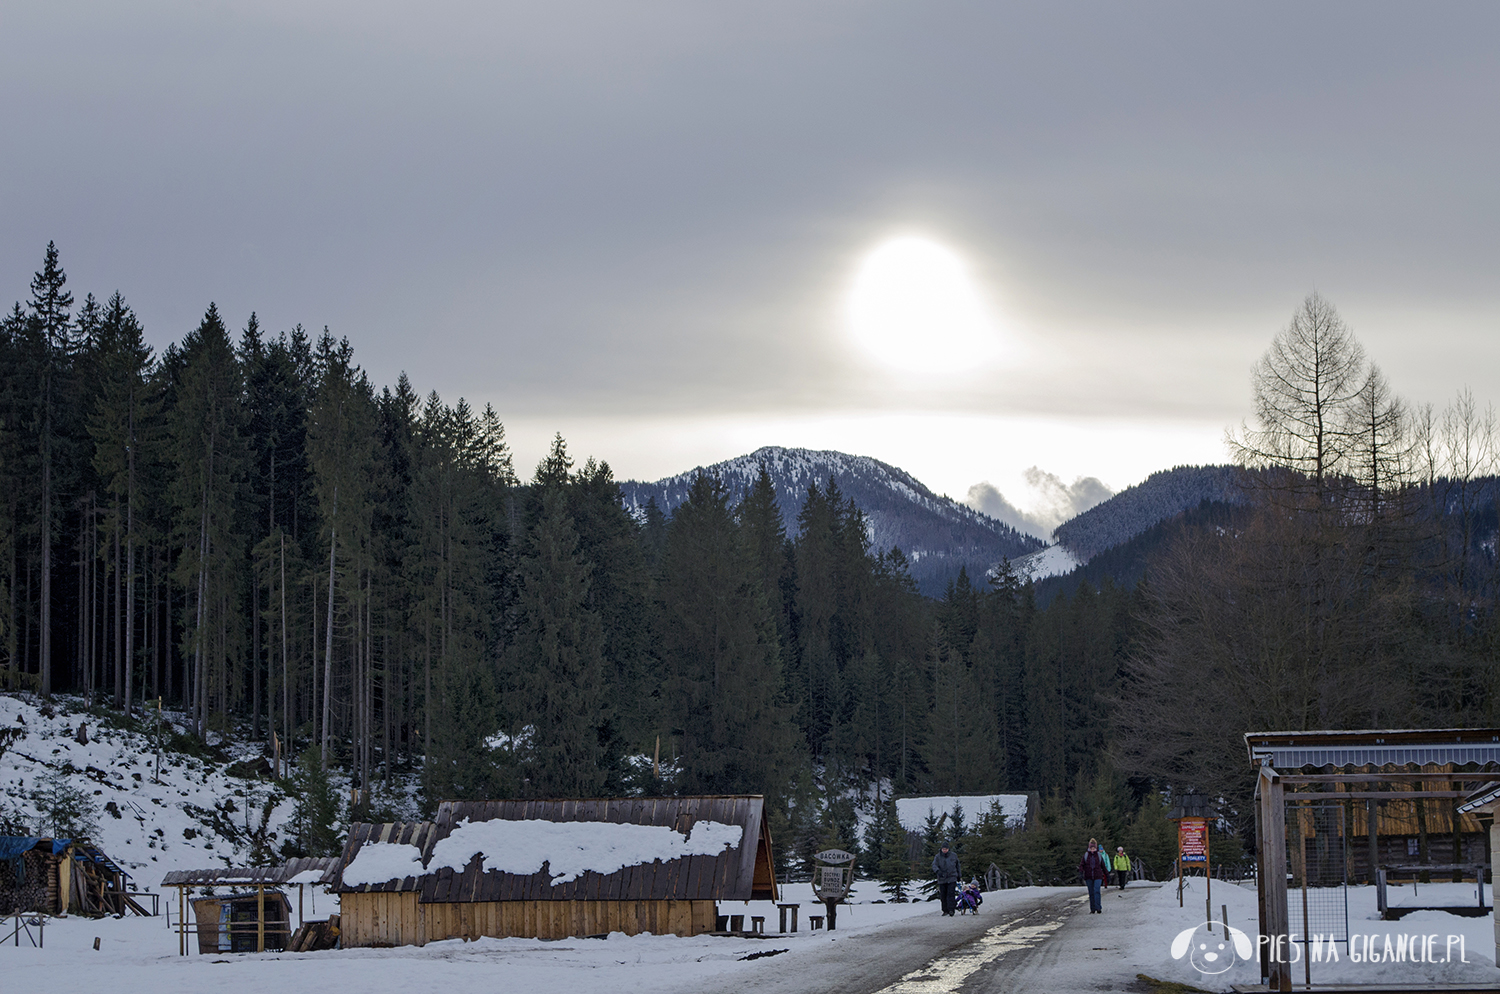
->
[335,795,778,947]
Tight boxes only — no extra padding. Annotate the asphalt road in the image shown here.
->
[696,887,1159,994]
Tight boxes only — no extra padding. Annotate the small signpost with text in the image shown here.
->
[812,848,856,931]
[1169,795,1212,931]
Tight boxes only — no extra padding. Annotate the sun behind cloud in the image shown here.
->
[845,235,1004,378]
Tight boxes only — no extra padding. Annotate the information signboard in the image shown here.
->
[1179,816,1208,863]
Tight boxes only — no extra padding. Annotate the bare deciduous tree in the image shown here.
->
[1228,292,1366,507]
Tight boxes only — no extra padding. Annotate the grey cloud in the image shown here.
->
[1,2,1496,427]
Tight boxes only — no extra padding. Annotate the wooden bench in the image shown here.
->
[749,916,765,935]
[808,915,824,930]
[777,903,800,933]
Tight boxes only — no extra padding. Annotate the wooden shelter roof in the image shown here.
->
[334,795,777,903]
[160,856,339,888]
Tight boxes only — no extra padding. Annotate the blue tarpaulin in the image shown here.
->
[0,837,48,862]
[0,838,76,888]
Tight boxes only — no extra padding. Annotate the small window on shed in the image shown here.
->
[1406,838,1419,856]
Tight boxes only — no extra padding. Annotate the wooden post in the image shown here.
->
[178,886,185,956]
[1205,831,1212,933]
[1489,814,1500,968]
[258,884,265,952]
[1258,765,1291,992]
[1300,816,1311,989]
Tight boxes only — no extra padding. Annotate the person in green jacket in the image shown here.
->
[1111,846,1131,890]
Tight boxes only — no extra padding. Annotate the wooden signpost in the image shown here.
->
[812,848,856,931]
[1176,815,1212,929]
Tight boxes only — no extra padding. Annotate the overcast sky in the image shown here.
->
[4,1,1496,514]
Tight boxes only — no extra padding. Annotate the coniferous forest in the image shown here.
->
[3,246,1499,883]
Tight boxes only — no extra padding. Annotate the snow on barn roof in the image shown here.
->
[894,795,1030,833]
[334,796,777,903]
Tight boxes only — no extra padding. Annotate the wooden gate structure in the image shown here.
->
[1247,729,1500,991]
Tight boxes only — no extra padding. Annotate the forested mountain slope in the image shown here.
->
[620,446,1043,595]
[1050,465,1243,561]
[1032,500,1248,606]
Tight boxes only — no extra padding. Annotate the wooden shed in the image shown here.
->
[0,837,146,916]
[335,795,778,947]
[161,857,339,955]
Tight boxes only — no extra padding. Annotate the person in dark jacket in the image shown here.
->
[932,843,961,917]
[1078,838,1109,913]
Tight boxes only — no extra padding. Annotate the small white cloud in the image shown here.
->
[965,467,1114,538]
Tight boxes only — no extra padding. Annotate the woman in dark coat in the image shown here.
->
[1078,838,1109,913]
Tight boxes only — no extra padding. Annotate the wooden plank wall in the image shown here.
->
[341,894,717,947]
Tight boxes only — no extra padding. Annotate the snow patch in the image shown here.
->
[427,817,745,883]
[342,841,426,886]
[1010,544,1079,581]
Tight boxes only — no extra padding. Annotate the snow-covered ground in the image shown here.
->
[5,870,1500,992]
[0,694,304,889]
[0,881,942,994]
[1113,877,1500,989]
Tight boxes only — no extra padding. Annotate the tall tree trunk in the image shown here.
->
[39,430,51,697]
[114,508,123,708]
[194,492,210,737]
[125,414,136,718]
[321,488,337,768]
[280,533,289,769]
[76,524,85,691]
[252,562,261,739]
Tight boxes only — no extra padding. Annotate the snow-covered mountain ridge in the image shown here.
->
[619,446,1042,596]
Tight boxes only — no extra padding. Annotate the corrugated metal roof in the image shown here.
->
[334,795,773,903]
[160,856,339,888]
[1246,729,1500,771]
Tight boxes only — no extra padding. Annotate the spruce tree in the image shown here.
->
[168,303,248,737]
[88,292,158,716]
[26,242,74,697]
[874,798,914,901]
[306,331,378,766]
[656,473,796,802]
[511,484,607,797]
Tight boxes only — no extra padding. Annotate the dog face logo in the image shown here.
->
[1170,922,1254,975]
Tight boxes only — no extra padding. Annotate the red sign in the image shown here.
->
[1179,817,1208,863]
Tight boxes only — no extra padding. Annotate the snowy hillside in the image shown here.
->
[0,694,306,889]
[620,446,1042,595]
[1009,544,1080,583]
